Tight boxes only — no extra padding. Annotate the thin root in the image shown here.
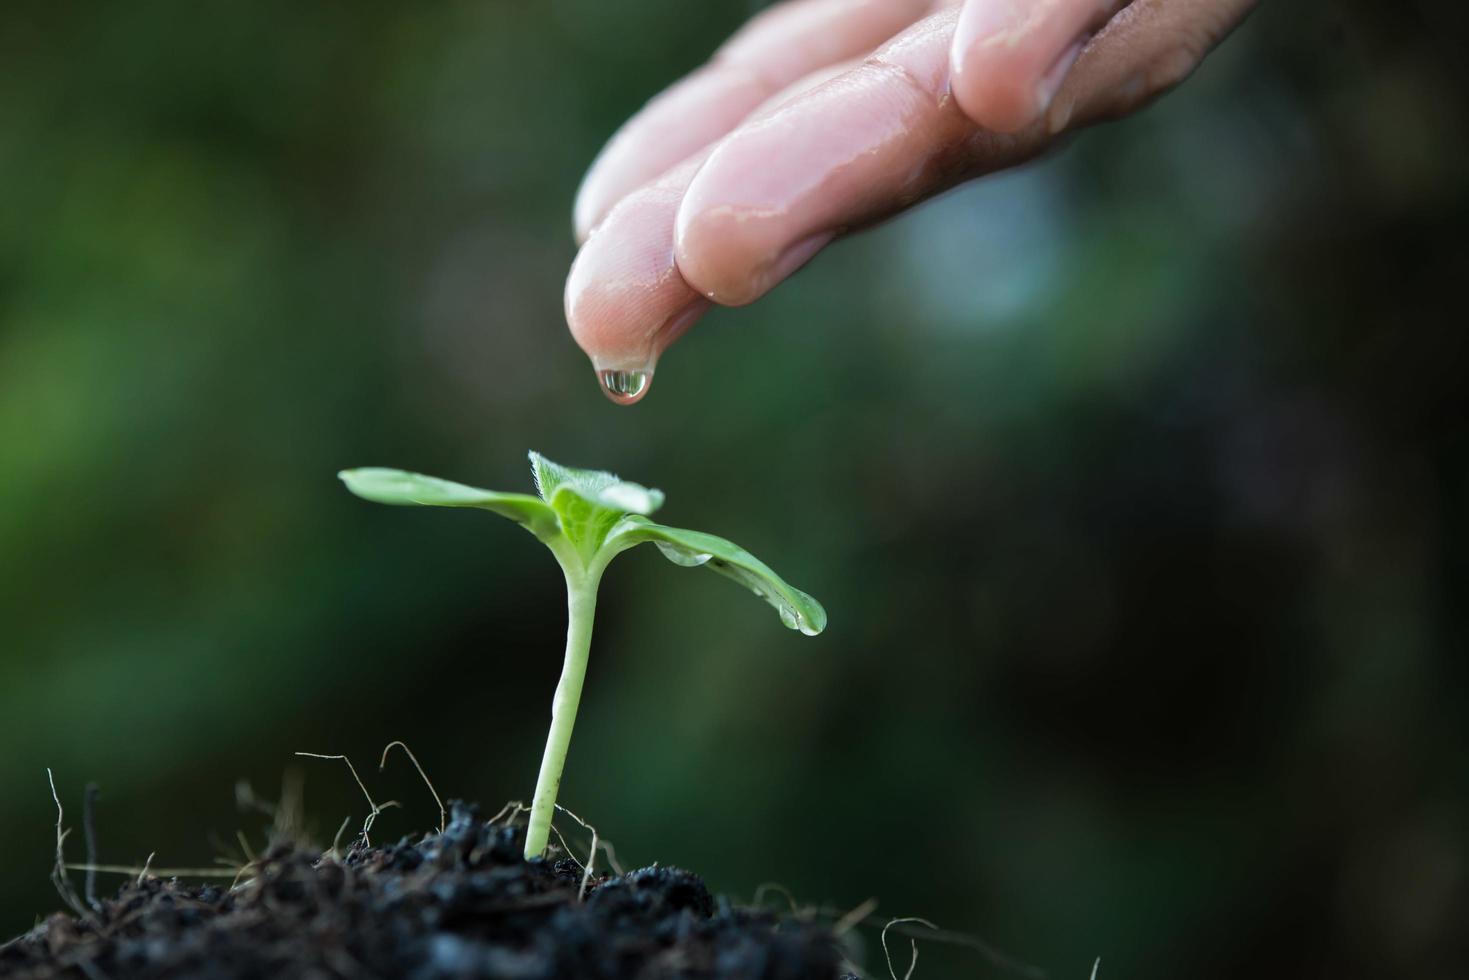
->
[882,917,937,980]
[136,853,155,887]
[65,863,241,879]
[1090,958,1101,980]
[486,800,527,827]
[83,784,102,912]
[229,861,259,890]
[551,804,612,901]
[233,780,277,821]
[235,774,308,849]
[833,897,879,937]
[379,740,446,835]
[47,769,90,918]
[327,815,353,861]
[807,906,1044,980]
[235,830,258,867]
[546,822,578,867]
[597,838,626,876]
[275,768,307,845]
[883,918,1044,979]
[294,752,399,846]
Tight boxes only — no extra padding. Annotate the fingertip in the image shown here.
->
[675,197,833,308]
[949,39,1048,134]
[948,0,1102,134]
[674,203,763,308]
[564,242,678,372]
[564,169,711,396]
[582,299,709,406]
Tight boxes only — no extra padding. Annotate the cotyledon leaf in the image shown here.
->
[342,458,826,636]
[529,451,664,516]
[339,468,560,540]
[606,516,827,636]
[528,451,665,554]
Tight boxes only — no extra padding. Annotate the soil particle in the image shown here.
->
[2,803,854,980]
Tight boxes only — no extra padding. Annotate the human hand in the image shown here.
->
[565,0,1256,403]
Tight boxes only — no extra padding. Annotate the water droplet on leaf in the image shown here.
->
[778,605,799,630]
[601,481,661,514]
[656,542,712,567]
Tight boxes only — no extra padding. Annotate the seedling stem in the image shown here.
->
[526,563,603,857]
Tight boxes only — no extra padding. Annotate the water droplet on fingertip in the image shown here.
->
[598,369,650,405]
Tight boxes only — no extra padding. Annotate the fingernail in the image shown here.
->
[1036,40,1084,115]
[755,231,834,300]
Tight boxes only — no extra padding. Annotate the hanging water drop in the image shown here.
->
[599,369,650,405]
[778,605,799,630]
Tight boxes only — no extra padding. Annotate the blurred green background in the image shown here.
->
[3,1,1466,977]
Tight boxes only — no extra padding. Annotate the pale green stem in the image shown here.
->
[524,563,602,859]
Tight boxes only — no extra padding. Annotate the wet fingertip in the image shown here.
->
[674,197,814,308]
[950,75,1042,135]
[586,301,707,407]
[947,44,1039,134]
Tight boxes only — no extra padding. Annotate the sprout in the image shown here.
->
[339,452,826,859]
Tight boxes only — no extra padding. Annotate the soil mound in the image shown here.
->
[2,803,850,980]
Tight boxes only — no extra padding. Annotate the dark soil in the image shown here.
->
[1,803,854,980]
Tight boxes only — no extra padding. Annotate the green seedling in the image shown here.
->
[339,452,826,859]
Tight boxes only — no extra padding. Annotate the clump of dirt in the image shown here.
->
[1,802,853,980]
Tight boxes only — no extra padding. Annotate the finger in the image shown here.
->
[573,0,933,242]
[1044,0,1258,133]
[949,0,1128,134]
[565,155,710,405]
[675,8,1050,308]
[564,59,864,404]
[674,0,1254,306]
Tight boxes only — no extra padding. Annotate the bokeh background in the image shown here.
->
[3,1,1466,977]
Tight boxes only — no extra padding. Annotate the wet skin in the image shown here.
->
[564,0,1258,403]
